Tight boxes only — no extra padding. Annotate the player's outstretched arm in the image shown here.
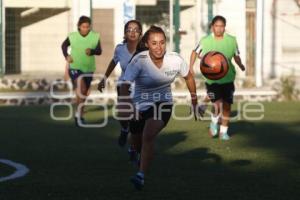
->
[97,59,117,92]
[61,38,73,63]
[183,71,199,120]
[189,50,198,76]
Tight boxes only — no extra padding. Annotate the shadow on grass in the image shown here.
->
[230,120,300,165]
[0,105,299,200]
[147,121,299,200]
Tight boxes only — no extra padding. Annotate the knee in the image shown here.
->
[79,88,88,97]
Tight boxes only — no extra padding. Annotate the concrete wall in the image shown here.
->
[180,5,199,72]
[21,10,71,72]
[275,0,300,76]
[92,9,114,75]
[7,0,123,75]
[263,0,300,79]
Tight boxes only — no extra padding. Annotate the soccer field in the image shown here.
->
[0,102,299,200]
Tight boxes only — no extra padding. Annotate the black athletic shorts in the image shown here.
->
[69,69,93,89]
[117,84,133,97]
[130,102,173,135]
[205,82,235,104]
[117,86,131,96]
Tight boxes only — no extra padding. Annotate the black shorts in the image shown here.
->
[69,69,93,89]
[129,102,173,135]
[205,82,235,104]
[116,86,132,102]
[117,85,133,97]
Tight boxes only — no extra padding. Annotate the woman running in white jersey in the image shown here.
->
[98,20,143,147]
[118,25,199,190]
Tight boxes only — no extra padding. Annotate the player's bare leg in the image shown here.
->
[118,120,130,147]
[131,119,165,190]
[209,99,222,137]
[219,101,231,140]
[128,132,142,164]
[140,119,164,172]
[75,78,88,126]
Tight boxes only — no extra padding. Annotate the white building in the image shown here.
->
[1,0,299,87]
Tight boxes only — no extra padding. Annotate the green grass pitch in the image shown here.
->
[0,102,299,200]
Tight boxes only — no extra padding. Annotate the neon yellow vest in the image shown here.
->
[68,31,100,72]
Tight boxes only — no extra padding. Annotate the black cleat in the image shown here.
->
[118,129,129,147]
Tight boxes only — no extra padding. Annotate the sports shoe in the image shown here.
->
[219,131,230,140]
[198,104,207,117]
[130,173,144,190]
[118,129,129,147]
[209,122,219,138]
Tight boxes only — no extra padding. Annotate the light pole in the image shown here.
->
[0,0,3,76]
[207,0,213,34]
[169,0,173,51]
[255,0,264,87]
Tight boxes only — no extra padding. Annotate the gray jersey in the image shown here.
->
[113,43,134,83]
[122,50,189,111]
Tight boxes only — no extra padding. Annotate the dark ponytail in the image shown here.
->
[128,37,148,64]
[136,25,166,53]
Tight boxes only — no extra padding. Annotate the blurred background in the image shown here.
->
[0,0,300,104]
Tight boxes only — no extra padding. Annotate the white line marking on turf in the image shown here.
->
[0,159,29,182]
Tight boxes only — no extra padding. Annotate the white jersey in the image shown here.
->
[123,50,189,111]
[113,43,134,83]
